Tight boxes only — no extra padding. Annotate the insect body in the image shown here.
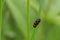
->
[33,19,41,28]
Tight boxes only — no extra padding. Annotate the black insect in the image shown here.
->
[33,19,41,28]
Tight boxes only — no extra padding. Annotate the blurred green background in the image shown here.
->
[2,0,60,40]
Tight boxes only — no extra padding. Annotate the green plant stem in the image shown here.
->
[27,0,30,40]
[0,0,2,40]
[31,28,40,40]
[31,29,36,40]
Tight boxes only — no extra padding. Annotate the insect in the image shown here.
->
[33,19,41,28]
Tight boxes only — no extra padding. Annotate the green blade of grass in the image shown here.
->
[0,0,2,40]
[6,0,27,39]
[27,0,30,40]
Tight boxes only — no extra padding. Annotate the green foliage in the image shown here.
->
[2,0,60,40]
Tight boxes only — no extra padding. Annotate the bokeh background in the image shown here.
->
[2,0,60,40]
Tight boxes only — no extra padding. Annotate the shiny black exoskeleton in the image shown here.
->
[33,19,41,28]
